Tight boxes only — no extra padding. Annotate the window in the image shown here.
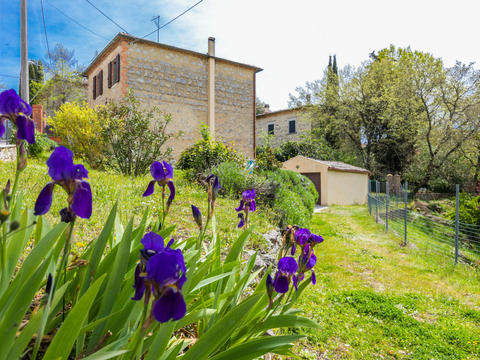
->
[108,54,121,88]
[93,70,103,100]
[267,123,274,135]
[288,118,296,134]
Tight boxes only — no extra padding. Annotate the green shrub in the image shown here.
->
[212,163,317,226]
[448,193,480,225]
[178,124,242,180]
[97,92,178,176]
[274,137,337,162]
[213,162,275,206]
[255,144,281,171]
[266,169,318,226]
[48,101,104,168]
[26,132,57,157]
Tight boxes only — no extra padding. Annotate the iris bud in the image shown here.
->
[10,220,20,231]
[191,205,202,229]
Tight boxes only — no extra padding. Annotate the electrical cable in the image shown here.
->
[84,0,129,33]
[40,0,52,63]
[139,0,204,40]
[46,0,110,41]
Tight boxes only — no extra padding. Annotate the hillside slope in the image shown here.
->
[297,206,480,359]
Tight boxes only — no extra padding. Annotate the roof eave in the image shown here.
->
[84,33,263,76]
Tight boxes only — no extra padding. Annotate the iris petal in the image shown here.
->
[163,161,174,179]
[73,164,88,179]
[150,161,166,181]
[0,119,5,138]
[166,181,175,209]
[311,270,316,285]
[237,213,245,228]
[274,274,290,293]
[71,180,92,219]
[34,182,55,216]
[277,257,298,275]
[47,146,75,181]
[131,264,146,300]
[250,200,256,212]
[16,115,35,144]
[141,232,165,252]
[146,250,185,286]
[235,200,244,212]
[143,180,156,197]
[152,288,186,323]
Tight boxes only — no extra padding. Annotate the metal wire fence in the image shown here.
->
[368,181,480,265]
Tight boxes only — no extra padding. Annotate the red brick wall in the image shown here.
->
[32,104,46,133]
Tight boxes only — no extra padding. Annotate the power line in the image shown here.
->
[40,0,52,63]
[0,74,19,78]
[140,0,204,39]
[84,0,129,34]
[46,0,110,41]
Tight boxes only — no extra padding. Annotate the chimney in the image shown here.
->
[265,104,271,113]
[208,37,216,139]
[208,37,215,57]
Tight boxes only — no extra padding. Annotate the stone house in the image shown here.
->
[84,33,262,159]
[255,107,311,147]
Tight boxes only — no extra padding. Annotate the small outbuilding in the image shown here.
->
[282,155,370,206]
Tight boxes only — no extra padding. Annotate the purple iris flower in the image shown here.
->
[309,233,324,246]
[132,232,187,323]
[34,146,92,219]
[0,89,35,143]
[143,161,175,204]
[235,189,256,213]
[273,257,298,293]
[294,228,311,246]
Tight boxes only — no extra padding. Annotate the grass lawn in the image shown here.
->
[296,206,480,359]
[0,158,276,252]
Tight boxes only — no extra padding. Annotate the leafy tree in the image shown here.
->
[28,60,44,104]
[255,97,268,115]
[37,43,85,115]
[405,56,480,193]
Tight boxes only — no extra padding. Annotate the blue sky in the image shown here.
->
[1,0,480,109]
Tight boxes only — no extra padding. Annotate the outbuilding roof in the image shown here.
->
[290,156,370,174]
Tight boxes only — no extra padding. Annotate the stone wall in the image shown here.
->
[86,37,257,159]
[125,41,209,159]
[0,145,16,162]
[256,109,311,147]
[214,62,255,158]
[87,41,127,107]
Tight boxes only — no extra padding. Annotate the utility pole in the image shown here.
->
[152,15,160,43]
[20,0,29,103]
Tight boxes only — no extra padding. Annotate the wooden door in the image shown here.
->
[301,172,321,204]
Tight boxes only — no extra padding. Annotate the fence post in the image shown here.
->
[455,184,459,264]
[375,180,379,223]
[404,181,408,246]
[386,181,389,232]
[367,179,372,216]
